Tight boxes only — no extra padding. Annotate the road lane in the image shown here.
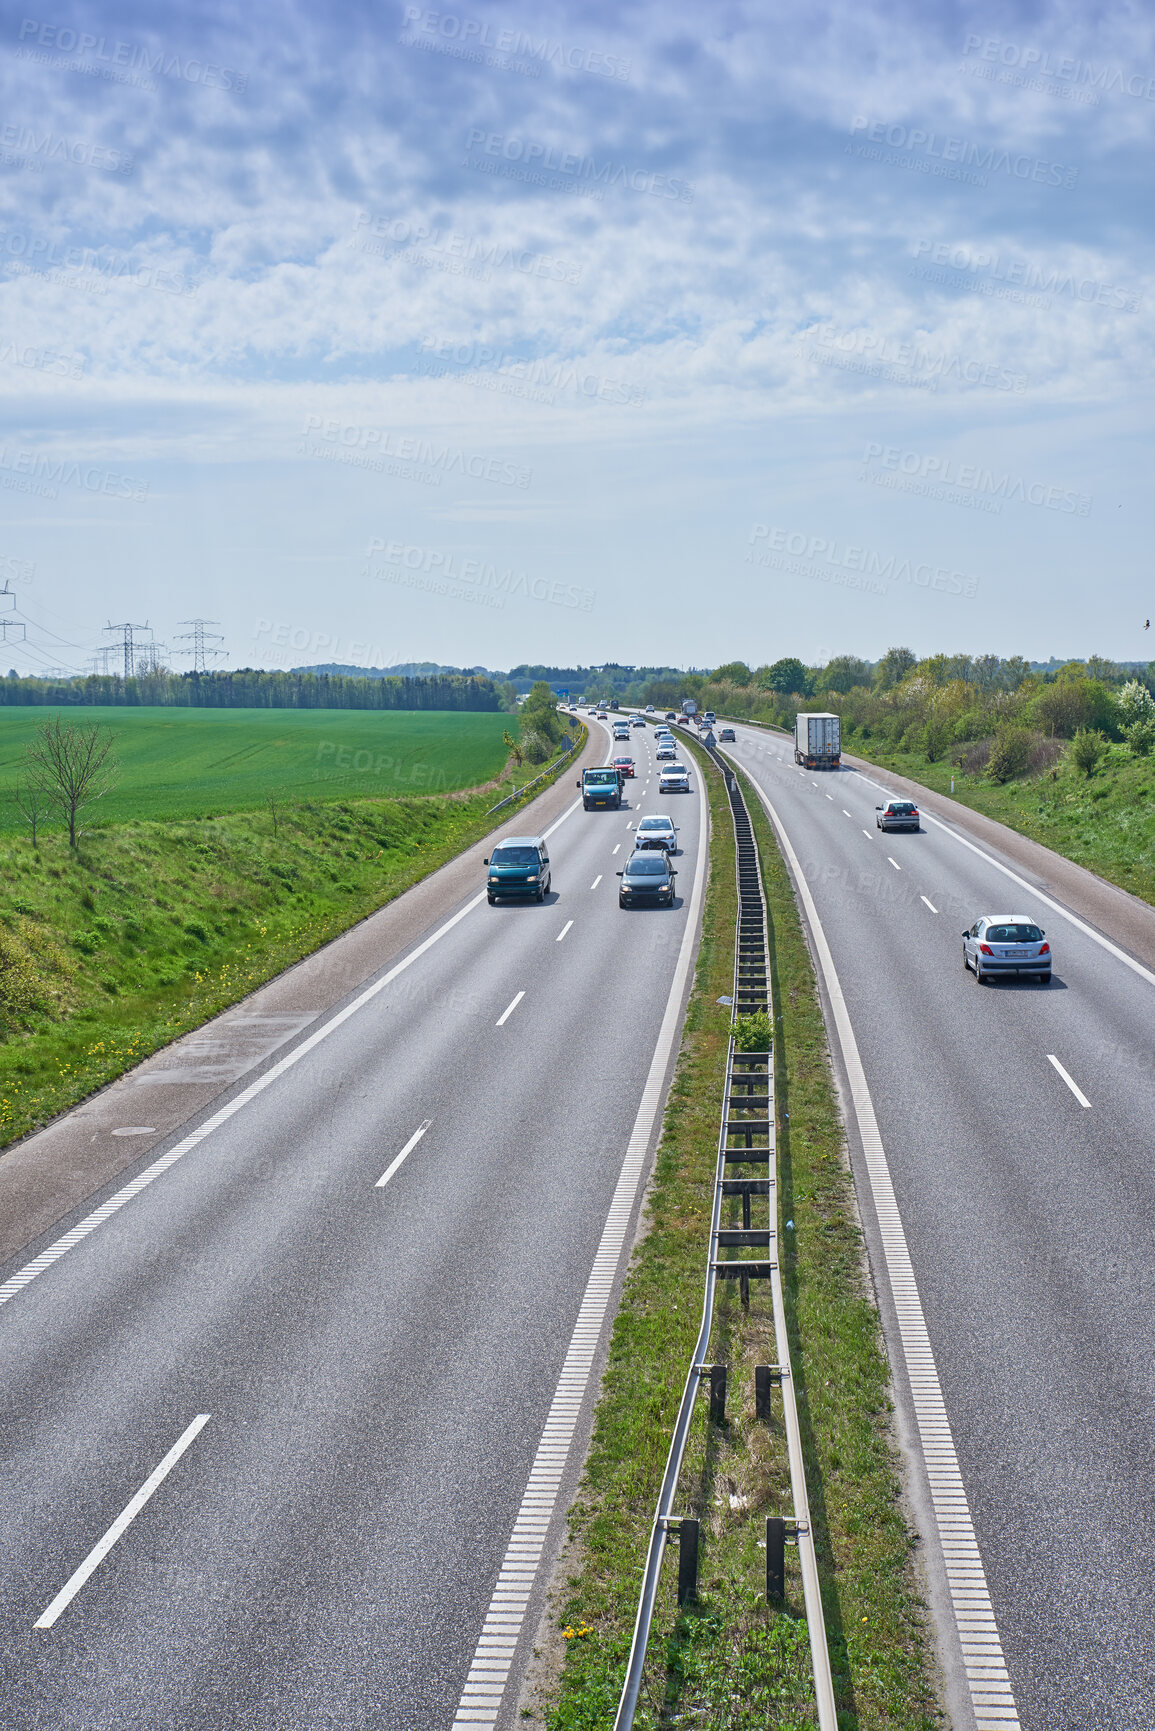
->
[0,722,706,1730]
[723,723,1155,1731]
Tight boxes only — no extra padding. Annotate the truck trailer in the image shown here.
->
[794,711,841,768]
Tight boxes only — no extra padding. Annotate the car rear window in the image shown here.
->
[987,924,1042,942]
[888,802,916,814]
[491,847,538,866]
[628,857,669,875]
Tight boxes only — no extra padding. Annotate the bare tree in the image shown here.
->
[12,776,50,847]
[266,793,286,839]
[26,715,118,847]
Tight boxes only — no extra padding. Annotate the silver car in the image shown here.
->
[634,814,678,854]
[655,740,676,761]
[659,762,690,793]
[963,914,1052,984]
[876,799,920,832]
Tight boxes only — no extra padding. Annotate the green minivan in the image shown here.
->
[484,836,553,904]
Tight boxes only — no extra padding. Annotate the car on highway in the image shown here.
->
[630,713,645,727]
[613,754,636,778]
[719,727,736,742]
[578,766,623,810]
[617,851,677,908]
[485,836,552,904]
[876,799,920,832]
[634,813,678,853]
[963,915,1052,984]
[677,715,691,726]
[664,711,677,721]
[645,704,656,714]
[596,709,608,718]
[659,762,690,793]
[655,739,677,760]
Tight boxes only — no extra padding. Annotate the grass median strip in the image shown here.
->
[535,739,940,1730]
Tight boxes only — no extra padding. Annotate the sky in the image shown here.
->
[0,0,1151,677]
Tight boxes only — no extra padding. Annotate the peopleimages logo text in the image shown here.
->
[747,525,979,598]
[16,18,248,91]
[962,35,1155,101]
[300,418,532,488]
[401,8,630,79]
[848,116,1078,187]
[861,443,1091,514]
[464,129,693,201]
[367,540,595,611]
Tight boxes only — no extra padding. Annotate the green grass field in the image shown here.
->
[0,708,511,831]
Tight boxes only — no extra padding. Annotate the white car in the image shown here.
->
[655,740,676,761]
[962,914,1052,985]
[634,813,679,853]
[645,704,656,714]
[659,762,690,793]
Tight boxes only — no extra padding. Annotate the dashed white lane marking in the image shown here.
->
[826,794,834,801]
[451,765,711,1731]
[842,809,852,818]
[888,857,901,870]
[589,875,602,890]
[1047,1054,1091,1109]
[921,896,939,914]
[0,795,589,1315]
[862,829,872,839]
[495,991,525,1028]
[745,775,1022,1731]
[35,1414,211,1629]
[612,843,621,855]
[556,921,573,943]
[376,1119,432,1188]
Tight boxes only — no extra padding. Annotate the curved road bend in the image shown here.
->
[0,718,706,1730]
[724,723,1155,1731]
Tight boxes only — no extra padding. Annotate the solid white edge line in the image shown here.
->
[1047,1054,1092,1109]
[921,896,939,914]
[375,1119,432,1188]
[738,766,1022,1731]
[451,761,710,1731]
[0,797,587,1313]
[495,991,525,1027]
[34,1413,211,1628]
[556,921,573,943]
[850,775,1155,992]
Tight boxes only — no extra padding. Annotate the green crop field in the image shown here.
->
[0,707,512,832]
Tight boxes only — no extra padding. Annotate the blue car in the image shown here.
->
[485,836,552,904]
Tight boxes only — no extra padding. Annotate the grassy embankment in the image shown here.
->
[540,735,940,1729]
[0,711,583,1151]
[838,732,1155,908]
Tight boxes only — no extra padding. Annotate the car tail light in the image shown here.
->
[978,943,994,956]
[1038,942,1050,955]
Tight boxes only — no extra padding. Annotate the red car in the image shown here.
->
[613,755,636,778]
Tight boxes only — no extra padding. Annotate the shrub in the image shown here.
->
[733,1010,772,1051]
[986,727,1032,783]
[0,924,60,1031]
[1125,718,1155,758]
[1117,679,1155,730]
[519,728,551,766]
[1070,727,1107,776]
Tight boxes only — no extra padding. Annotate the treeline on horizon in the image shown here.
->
[0,669,500,711]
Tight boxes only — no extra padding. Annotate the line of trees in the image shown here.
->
[0,670,500,711]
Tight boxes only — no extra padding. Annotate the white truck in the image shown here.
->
[681,699,698,717]
[794,711,841,769]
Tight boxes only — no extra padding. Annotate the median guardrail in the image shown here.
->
[613,747,838,1731]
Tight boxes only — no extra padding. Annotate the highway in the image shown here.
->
[0,719,706,1731]
[721,723,1155,1731]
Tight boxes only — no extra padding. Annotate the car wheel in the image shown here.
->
[487,893,496,905]
[618,897,627,908]
[975,961,986,984]
[1038,972,1052,985]
[962,946,970,972]
[536,885,545,903]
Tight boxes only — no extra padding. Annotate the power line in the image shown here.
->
[175,618,225,674]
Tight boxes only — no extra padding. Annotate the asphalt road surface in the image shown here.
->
[722,723,1155,1731]
[0,719,705,1730]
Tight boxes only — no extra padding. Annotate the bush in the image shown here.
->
[1070,727,1107,776]
[1117,679,1155,730]
[986,727,1032,782]
[519,728,551,766]
[733,1010,772,1051]
[0,924,61,1031]
[1125,719,1155,758]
